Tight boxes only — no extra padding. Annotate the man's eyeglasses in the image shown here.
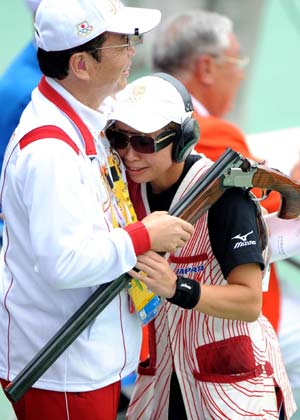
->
[210,54,250,69]
[221,55,250,69]
[95,34,143,51]
[105,127,177,154]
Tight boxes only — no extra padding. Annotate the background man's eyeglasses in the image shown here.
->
[95,34,143,51]
[209,53,249,69]
[220,55,250,69]
[105,127,177,154]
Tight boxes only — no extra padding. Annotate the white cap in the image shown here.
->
[24,0,41,13]
[109,75,191,133]
[34,0,161,52]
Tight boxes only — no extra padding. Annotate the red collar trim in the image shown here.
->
[38,76,97,156]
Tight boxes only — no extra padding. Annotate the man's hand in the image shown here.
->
[128,250,177,298]
[142,211,194,253]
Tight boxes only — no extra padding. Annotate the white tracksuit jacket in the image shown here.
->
[0,77,144,392]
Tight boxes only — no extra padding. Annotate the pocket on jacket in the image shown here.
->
[193,335,263,383]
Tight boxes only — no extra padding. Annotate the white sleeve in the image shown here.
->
[264,212,300,263]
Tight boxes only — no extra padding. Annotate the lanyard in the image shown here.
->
[38,76,137,227]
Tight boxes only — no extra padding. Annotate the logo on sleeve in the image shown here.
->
[180,283,192,290]
[231,230,256,249]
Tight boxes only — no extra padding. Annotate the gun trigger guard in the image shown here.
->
[250,189,271,202]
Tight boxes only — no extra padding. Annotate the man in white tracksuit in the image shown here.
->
[0,1,195,419]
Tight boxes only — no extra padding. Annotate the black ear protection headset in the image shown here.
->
[153,72,200,162]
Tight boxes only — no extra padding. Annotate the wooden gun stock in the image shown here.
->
[252,165,300,219]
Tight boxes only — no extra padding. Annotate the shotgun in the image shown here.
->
[222,158,300,219]
[5,148,300,402]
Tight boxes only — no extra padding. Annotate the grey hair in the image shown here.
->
[152,10,233,75]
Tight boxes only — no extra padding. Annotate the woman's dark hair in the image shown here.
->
[37,32,108,80]
[166,121,180,132]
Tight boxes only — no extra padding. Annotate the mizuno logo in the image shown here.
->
[232,231,254,242]
[231,230,256,249]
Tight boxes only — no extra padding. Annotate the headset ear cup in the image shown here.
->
[173,118,200,162]
[152,72,200,162]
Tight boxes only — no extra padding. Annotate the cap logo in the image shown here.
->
[126,85,146,103]
[104,0,121,15]
[77,21,94,38]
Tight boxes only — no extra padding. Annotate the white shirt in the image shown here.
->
[191,95,209,117]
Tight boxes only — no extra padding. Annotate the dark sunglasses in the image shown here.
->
[105,127,177,154]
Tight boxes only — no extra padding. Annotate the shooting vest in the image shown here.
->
[127,158,296,420]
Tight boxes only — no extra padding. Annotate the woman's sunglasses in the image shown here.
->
[105,126,177,154]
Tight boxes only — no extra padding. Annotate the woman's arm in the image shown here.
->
[194,263,262,321]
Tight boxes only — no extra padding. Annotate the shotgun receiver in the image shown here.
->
[222,159,300,219]
[176,156,300,224]
[5,148,300,402]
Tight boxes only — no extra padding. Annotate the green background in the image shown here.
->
[244,0,300,134]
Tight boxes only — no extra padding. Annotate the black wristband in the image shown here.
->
[166,276,201,309]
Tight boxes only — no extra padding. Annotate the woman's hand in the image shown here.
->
[128,250,177,298]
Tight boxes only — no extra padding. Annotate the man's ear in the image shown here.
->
[195,55,215,85]
[69,53,90,80]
